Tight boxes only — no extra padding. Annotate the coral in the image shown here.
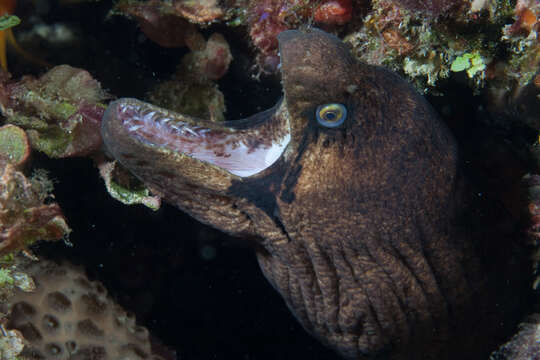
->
[0,65,108,158]
[393,0,462,17]
[114,0,240,27]
[0,121,70,257]
[313,0,353,25]
[0,125,69,256]
[505,0,539,36]
[113,0,233,80]
[490,314,540,360]
[0,124,30,168]
[180,33,233,82]
[0,265,35,307]
[0,1,536,359]
[483,0,539,127]
[172,0,225,23]
[0,328,25,359]
[113,0,244,49]
[116,0,354,73]
[147,32,231,122]
[247,0,355,72]
[149,80,226,122]
[0,161,70,256]
[113,0,200,48]
[247,0,310,73]
[247,0,290,73]
[488,0,540,121]
[1,256,169,359]
[0,261,35,359]
[344,0,520,93]
[500,0,540,87]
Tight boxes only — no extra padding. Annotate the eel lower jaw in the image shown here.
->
[102,98,292,178]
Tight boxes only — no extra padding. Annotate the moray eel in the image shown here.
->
[101,28,524,359]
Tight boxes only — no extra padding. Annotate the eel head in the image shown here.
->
[102,28,509,359]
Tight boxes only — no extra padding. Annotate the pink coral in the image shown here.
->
[248,0,292,73]
[198,33,233,81]
[314,0,353,25]
[247,0,354,72]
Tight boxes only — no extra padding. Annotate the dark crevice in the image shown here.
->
[273,214,293,244]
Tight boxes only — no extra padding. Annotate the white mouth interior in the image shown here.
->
[121,103,291,177]
[187,133,291,177]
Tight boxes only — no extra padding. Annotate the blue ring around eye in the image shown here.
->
[315,103,347,128]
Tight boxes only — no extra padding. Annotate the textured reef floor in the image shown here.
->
[0,0,539,359]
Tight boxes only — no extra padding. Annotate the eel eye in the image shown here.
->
[315,103,347,128]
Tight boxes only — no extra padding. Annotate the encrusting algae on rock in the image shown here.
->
[0,123,70,257]
[0,162,70,256]
[0,65,108,158]
[344,0,515,92]
[0,124,30,167]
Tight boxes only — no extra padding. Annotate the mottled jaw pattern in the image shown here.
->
[104,98,291,177]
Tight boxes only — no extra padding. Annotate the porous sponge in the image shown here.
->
[4,259,167,360]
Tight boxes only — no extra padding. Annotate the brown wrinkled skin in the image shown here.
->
[102,29,526,359]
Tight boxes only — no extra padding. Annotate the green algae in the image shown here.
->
[100,161,161,211]
[451,52,487,78]
[0,269,14,287]
[0,15,20,31]
[4,94,77,158]
[26,127,73,159]
[0,125,30,166]
[108,180,160,210]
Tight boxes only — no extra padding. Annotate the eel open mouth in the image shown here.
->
[102,98,291,178]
